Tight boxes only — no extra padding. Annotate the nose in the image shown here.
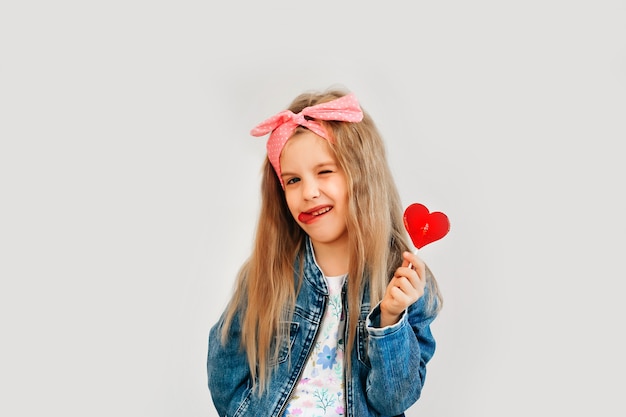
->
[302,178,320,200]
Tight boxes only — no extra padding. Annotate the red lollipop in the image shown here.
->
[403,203,450,250]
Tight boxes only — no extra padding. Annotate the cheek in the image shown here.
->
[331,180,349,205]
[340,187,350,220]
[284,192,300,218]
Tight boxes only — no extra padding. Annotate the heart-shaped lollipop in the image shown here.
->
[403,203,450,249]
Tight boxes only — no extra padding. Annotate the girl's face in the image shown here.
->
[279,131,349,251]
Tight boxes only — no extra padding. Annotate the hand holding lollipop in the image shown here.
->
[380,203,449,326]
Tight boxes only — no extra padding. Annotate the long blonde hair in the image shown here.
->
[220,88,442,394]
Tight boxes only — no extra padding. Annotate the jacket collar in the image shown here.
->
[301,237,329,295]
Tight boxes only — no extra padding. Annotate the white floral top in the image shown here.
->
[283,274,347,417]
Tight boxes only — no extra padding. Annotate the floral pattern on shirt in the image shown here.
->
[283,275,346,417]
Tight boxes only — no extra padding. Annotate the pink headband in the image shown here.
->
[250,93,364,187]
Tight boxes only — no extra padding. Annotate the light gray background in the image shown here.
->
[1,1,625,416]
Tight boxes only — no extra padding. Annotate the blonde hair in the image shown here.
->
[220,88,442,394]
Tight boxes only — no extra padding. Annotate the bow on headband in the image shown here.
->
[250,93,364,187]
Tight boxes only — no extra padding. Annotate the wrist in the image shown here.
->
[380,307,401,327]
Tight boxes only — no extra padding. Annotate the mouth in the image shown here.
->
[298,206,332,224]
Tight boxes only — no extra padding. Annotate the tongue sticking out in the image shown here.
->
[298,212,316,223]
[298,207,331,224]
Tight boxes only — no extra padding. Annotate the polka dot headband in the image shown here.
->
[250,93,364,187]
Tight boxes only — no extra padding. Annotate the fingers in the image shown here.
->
[398,251,426,289]
[389,277,418,303]
[380,251,428,323]
[403,251,425,276]
[381,274,422,321]
[381,280,413,322]
[390,273,422,300]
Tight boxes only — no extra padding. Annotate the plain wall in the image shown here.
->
[1,1,625,416]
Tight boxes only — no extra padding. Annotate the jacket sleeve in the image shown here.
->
[364,285,438,415]
[207,307,253,417]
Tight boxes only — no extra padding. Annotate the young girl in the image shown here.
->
[207,89,442,417]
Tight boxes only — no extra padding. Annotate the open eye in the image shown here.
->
[286,177,301,185]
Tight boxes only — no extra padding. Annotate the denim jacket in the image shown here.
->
[207,239,438,417]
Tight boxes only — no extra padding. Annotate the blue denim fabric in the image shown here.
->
[207,239,438,417]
